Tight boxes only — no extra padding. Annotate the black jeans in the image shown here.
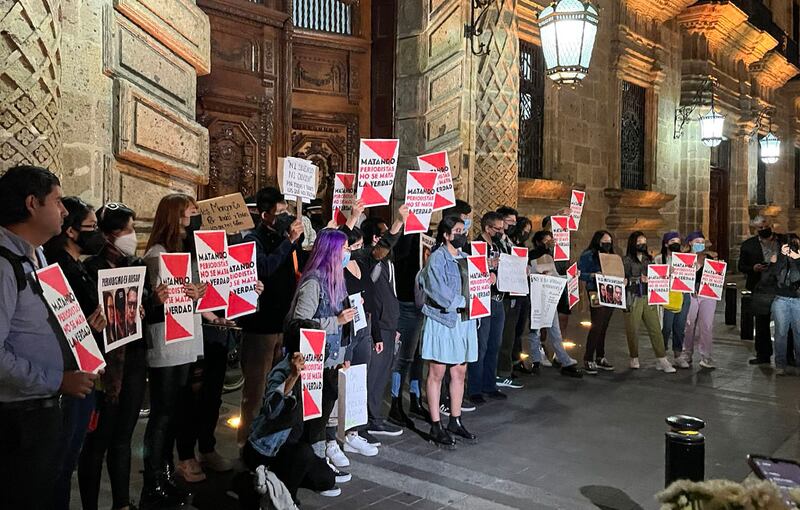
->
[755,313,774,361]
[585,305,614,362]
[177,326,230,460]
[368,328,396,423]
[78,341,147,510]
[54,393,96,510]
[303,367,339,447]
[143,363,191,479]
[498,298,521,377]
[0,401,62,510]
[241,441,334,504]
[392,301,424,397]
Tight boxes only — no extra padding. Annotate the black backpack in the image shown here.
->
[0,246,31,292]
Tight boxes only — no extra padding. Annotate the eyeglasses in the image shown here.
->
[79,223,98,231]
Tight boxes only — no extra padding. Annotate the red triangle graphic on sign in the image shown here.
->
[471,242,487,256]
[360,182,387,206]
[649,290,667,304]
[303,386,321,417]
[37,265,69,296]
[552,216,569,231]
[229,242,255,266]
[513,247,528,258]
[195,231,226,254]
[671,277,693,292]
[334,208,348,226]
[418,151,447,170]
[573,191,585,206]
[567,263,578,278]
[470,295,489,317]
[567,215,578,230]
[163,253,189,279]
[708,260,726,274]
[698,284,718,299]
[469,255,488,274]
[198,284,227,310]
[554,244,568,260]
[675,254,697,267]
[336,173,355,189]
[166,312,192,341]
[569,293,580,307]
[74,340,104,373]
[363,139,398,161]
[405,211,427,233]
[302,329,326,356]
[227,290,256,318]
[410,171,438,193]
[651,265,669,278]
[432,193,455,211]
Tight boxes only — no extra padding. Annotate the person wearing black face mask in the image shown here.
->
[658,231,691,360]
[43,196,109,510]
[578,230,617,375]
[740,215,780,365]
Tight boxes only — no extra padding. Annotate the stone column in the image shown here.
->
[1,0,63,175]
[728,127,754,268]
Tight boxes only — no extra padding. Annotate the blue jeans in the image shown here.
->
[772,296,800,369]
[529,312,576,367]
[663,295,690,353]
[468,298,505,396]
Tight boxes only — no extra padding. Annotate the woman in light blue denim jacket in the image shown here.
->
[418,216,478,448]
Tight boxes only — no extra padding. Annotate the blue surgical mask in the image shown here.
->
[342,251,351,268]
[463,219,472,230]
[692,243,704,253]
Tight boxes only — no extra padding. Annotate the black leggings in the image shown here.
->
[241,441,334,503]
[585,305,614,362]
[142,363,191,479]
[78,341,147,510]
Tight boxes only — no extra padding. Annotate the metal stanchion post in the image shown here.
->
[665,415,705,487]
[740,290,753,340]
[725,283,737,325]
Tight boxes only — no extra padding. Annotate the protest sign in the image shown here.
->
[357,139,399,207]
[698,259,727,300]
[551,215,570,261]
[349,293,367,333]
[512,247,528,258]
[567,262,580,309]
[497,253,528,295]
[97,266,146,353]
[226,242,259,320]
[337,364,368,440]
[417,150,455,211]
[647,264,670,305]
[568,190,586,231]
[197,193,254,235]
[194,230,230,313]
[595,274,626,309]
[37,264,106,373]
[467,255,491,319]
[279,156,318,203]
[530,273,567,329]
[419,233,435,268]
[160,253,194,343]
[471,241,487,257]
[332,173,356,226]
[534,254,557,275]
[300,328,326,421]
[600,253,625,278]
[404,170,438,235]
[670,253,698,293]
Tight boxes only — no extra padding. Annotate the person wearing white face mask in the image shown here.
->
[677,231,718,370]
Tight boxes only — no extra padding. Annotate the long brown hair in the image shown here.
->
[146,193,196,253]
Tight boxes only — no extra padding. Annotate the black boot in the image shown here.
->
[388,397,414,428]
[429,421,456,449]
[163,463,191,503]
[409,394,431,423]
[447,415,477,443]
[139,470,185,509]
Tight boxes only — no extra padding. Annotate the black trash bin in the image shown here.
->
[725,283,737,325]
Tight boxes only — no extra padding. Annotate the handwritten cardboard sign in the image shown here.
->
[568,190,586,231]
[226,242,259,320]
[357,138,399,207]
[194,230,230,313]
[37,264,106,373]
[417,150,455,211]
[332,173,356,226]
[530,273,567,329]
[467,255,491,319]
[279,156,318,203]
[300,328,326,421]
[698,259,727,300]
[647,264,670,305]
[670,253,698,293]
[97,266,146,353]
[551,215,570,261]
[197,193,254,235]
[567,262,580,309]
[337,363,368,439]
[159,253,194,343]
[404,170,438,235]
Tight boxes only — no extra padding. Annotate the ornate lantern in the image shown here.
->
[537,0,599,85]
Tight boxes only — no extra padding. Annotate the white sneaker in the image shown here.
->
[540,348,553,367]
[319,487,342,497]
[326,440,350,468]
[699,358,716,369]
[674,356,690,369]
[656,357,677,373]
[629,357,640,369]
[343,432,379,457]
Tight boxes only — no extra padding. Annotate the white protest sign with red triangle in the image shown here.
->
[568,190,586,231]
[332,173,356,226]
[551,215,570,261]
[357,139,399,207]
[698,259,727,300]
[471,241,487,257]
[404,170,438,235]
[194,230,230,313]
[670,253,697,293]
[300,328,326,421]
[467,255,491,319]
[417,150,456,212]
[647,264,670,305]
[160,253,194,343]
[226,241,259,320]
[567,262,580,309]
[36,263,106,374]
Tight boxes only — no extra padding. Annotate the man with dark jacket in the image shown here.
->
[739,215,778,365]
[237,187,305,449]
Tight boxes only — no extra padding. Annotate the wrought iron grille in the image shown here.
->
[620,81,646,190]
[757,136,767,204]
[518,41,544,179]
[293,0,353,35]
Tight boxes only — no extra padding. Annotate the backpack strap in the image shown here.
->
[0,246,28,292]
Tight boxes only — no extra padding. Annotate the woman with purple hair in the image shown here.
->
[288,228,356,493]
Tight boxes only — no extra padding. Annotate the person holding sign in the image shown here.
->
[658,232,691,361]
[621,232,675,373]
[578,231,618,375]
[762,234,800,375]
[418,216,478,448]
[677,232,719,370]
[140,194,208,507]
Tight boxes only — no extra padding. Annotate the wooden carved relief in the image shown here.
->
[205,120,258,198]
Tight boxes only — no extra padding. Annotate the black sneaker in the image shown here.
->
[467,394,487,406]
[367,420,403,437]
[583,361,598,375]
[485,390,508,400]
[326,459,352,483]
[749,358,771,365]
[560,364,584,378]
[551,358,562,369]
[513,361,535,375]
[461,399,476,412]
[595,357,615,371]
[358,430,382,446]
